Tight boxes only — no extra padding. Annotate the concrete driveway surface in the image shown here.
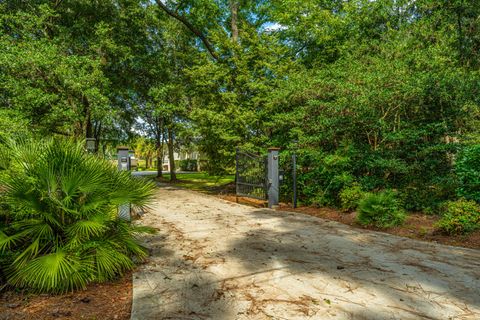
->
[131,186,480,320]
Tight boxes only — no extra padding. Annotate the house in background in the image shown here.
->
[130,136,205,172]
[160,149,201,172]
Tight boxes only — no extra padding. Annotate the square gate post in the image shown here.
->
[267,148,280,208]
[117,146,131,220]
[235,147,239,203]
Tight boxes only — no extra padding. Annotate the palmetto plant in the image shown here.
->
[0,138,155,293]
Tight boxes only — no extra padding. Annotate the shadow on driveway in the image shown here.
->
[132,187,480,319]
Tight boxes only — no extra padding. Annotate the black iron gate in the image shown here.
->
[235,149,268,200]
[279,151,298,208]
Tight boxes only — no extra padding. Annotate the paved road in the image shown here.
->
[131,186,480,320]
[131,170,162,176]
[132,171,197,176]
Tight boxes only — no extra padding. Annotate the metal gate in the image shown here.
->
[235,149,268,200]
[279,151,298,208]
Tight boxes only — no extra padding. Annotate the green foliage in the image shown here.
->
[401,175,458,213]
[269,41,476,209]
[265,0,480,211]
[179,159,198,172]
[456,145,480,202]
[0,109,30,141]
[0,138,155,293]
[1,1,155,141]
[436,199,480,235]
[339,184,365,212]
[2,0,480,215]
[357,190,406,228]
[297,149,355,207]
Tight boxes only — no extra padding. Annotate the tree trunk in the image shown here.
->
[93,121,102,153]
[230,0,239,43]
[156,117,164,178]
[167,126,177,181]
[83,96,93,139]
[456,8,465,64]
[156,149,163,177]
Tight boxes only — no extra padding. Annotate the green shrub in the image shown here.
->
[339,183,365,212]
[436,199,480,235]
[0,138,155,293]
[310,191,331,207]
[401,176,458,213]
[456,145,480,202]
[308,173,355,207]
[357,190,406,228]
[179,159,198,171]
[298,149,355,207]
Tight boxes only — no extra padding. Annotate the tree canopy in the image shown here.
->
[1,0,480,210]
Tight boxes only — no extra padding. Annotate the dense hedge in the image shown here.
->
[456,145,480,203]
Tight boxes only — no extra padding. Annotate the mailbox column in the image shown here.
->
[117,146,130,171]
[267,148,280,209]
[117,146,131,220]
[86,138,96,153]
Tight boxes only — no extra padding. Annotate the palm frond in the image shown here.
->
[1,137,156,293]
[66,218,108,241]
[0,231,25,253]
[9,251,92,293]
[12,237,41,266]
[91,245,133,282]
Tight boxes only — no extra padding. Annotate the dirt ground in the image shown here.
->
[0,273,132,320]
[132,186,480,320]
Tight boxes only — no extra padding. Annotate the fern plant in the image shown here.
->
[0,138,155,293]
[357,190,406,228]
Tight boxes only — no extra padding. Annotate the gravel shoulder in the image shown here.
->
[132,186,480,320]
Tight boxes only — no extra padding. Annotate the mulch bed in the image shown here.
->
[219,194,480,250]
[0,272,132,320]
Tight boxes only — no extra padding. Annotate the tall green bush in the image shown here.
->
[456,145,480,202]
[0,139,155,293]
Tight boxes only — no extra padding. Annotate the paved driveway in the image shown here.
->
[131,186,480,320]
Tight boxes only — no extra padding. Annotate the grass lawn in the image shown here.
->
[160,172,234,192]
[136,159,157,171]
